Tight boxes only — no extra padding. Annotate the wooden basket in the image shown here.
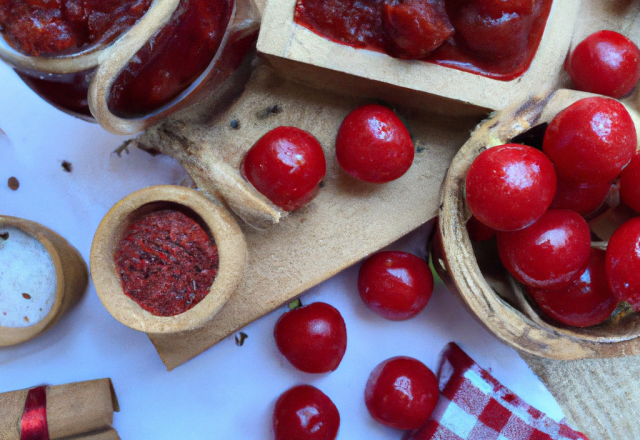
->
[435,88,640,360]
[0,216,88,346]
[90,185,248,335]
[0,0,260,135]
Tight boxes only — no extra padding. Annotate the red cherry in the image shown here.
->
[381,0,454,59]
[527,249,619,327]
[497,210,591,290]
[274,302,347,373]
[620,154,640,212]
[365,356,439,430]
[466,215,496,242]
[606,217,640,310]
[550,178,611,217]
[543,97,636,184]
[273,385,340,440]
[465,144,557,231]
[566,30,640,99]
[336,104,414,183]
[242,126,326,211]
[358,251,434,321]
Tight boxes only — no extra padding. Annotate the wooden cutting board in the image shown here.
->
[131,62,480,370]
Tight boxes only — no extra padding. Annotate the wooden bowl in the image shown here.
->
[258,0,580,114]
[0,0,259,134]
[0,216,88,346]
[90,186,247,335]
[436,88,640,360]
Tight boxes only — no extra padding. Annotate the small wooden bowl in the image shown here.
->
[258,0,580,114]
[0,216,88,346]
[436,88,640,360]
[90,186,247,335]
[0,0,259,134]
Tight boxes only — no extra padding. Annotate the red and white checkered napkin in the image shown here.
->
[406,343,589,440]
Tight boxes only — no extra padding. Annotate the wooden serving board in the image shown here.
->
[136,63,480,369]
[128,0,640,384]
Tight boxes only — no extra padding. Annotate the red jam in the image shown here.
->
[0,0,153,56]
[294,0,552,80]
[107,0,233,118]
[114,209,219,317]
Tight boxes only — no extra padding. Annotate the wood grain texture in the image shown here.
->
[520,351,640,440]
[131,62,479,369]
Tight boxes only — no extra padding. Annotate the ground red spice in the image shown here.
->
[115,209,219,317]
[294,0,552,81]
[0,0,153,56]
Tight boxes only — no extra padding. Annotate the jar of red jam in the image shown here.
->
[0,0,259,134]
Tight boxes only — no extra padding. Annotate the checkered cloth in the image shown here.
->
[404,343,589,440]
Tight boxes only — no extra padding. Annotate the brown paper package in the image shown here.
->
[0,379,119,440]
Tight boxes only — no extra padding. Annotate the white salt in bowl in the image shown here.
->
[0,216,88,346]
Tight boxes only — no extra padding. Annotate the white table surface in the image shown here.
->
[0,61,564,439]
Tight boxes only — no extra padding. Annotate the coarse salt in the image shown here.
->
[0,227,57,327]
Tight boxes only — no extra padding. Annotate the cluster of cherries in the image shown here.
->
[240,100,442,439]
[464,29,640,328]
[466,94,639,327]
[241,103,414,211]
[271,250,436,439]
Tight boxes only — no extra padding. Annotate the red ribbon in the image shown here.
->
[20,386,50,440]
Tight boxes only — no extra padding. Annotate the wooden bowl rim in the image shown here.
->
[90,185,248,335]
[0,216,66,346]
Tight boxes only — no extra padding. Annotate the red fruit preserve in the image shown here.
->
[0,0,152,56]
[465,144,557,232]
[543,97,636,185]
[606,217,640,310]
[527,249,619,327]
[566,30,640,99]
[365,356,439,430]
[273,302,347,373]
[107,0,233,118]
[358,251,434,320]
[273,385,340,440]
[114,210,219,316]
[294,0,552,80]
[497,209,591,290]
[336,104,414,183]
[243,126,326,211]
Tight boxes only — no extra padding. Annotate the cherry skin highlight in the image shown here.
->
[273,385,340,440]
[566,30,640,99]
[358,251,434,321]
[606,217,640,310]
[274,302,347,373]
[527,249,619,327]
[550,178,611,217]
[543,97,637,185]
[243,126,326,211]
[465,143,557,231]
[336,104,414,183]
[365,356,439,430]
[497,209,591,290]
[620,154,640,213]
